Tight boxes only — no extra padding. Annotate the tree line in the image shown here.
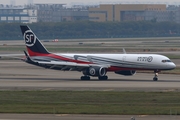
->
[0,21,180,40]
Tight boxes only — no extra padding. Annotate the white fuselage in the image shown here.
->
[53,53,176,71]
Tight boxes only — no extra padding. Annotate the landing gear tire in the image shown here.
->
[81,76,90,80]
[153,71,159,81]
[98,76,108,80]
[153,77,158,81]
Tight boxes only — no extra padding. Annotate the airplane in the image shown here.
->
[14,25,177,81]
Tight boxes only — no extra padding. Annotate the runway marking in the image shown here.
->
[0,62,22,63]
[0,119,17,120]
[41,88,54,91]
[162,89,178,92]
[56,114,69,117]
[103,89,114,91]
[139,115,149,117]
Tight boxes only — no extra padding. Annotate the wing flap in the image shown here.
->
[37,61,110,71]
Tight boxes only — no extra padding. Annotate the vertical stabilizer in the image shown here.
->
[20,25,50,56]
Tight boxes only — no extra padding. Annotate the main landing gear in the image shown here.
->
[80,76,108,80]
[153,70,159,81]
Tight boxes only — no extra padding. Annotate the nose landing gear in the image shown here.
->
[153,70,160,81]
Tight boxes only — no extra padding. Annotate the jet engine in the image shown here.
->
[115,70,136,76]
[83,66,106,77]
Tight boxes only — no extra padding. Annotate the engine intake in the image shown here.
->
[83,66,106,77]
[115,70,136,76]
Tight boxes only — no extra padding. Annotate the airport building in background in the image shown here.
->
[0,4,88,23]
[36,4,88,22]
[0,3,180,23]
[167,5,180,24]
[89,4,180,23]
[0,4,37,23]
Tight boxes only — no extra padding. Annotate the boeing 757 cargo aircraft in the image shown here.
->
[18,25,176,81]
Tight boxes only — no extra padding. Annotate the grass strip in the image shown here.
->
[0,91,180,115]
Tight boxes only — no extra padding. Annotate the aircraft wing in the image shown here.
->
[37,61,110,71]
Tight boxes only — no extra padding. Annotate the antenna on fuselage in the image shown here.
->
[123,48,126,54]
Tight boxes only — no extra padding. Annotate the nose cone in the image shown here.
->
[169,62,176,70]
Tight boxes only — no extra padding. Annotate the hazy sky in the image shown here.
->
[1,0,180,6]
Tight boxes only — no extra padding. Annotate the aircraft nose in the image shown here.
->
[170,62,176,69]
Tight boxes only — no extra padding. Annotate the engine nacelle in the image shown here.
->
[83,67,107,77]
[115,70,136,76]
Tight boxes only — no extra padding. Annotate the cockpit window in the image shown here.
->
[162,60,172,63]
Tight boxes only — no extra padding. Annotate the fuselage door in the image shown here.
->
[122,56,126,61]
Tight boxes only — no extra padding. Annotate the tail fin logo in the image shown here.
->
[24,30,36,47]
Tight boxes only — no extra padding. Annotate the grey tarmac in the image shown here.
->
[0,60,180,91]
[0,114,180,120]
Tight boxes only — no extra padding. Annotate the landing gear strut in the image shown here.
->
[153,70,159,81]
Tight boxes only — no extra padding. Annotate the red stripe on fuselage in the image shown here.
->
[107,66,153,71]
[27,47,49,56]
[27,48,92,64]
